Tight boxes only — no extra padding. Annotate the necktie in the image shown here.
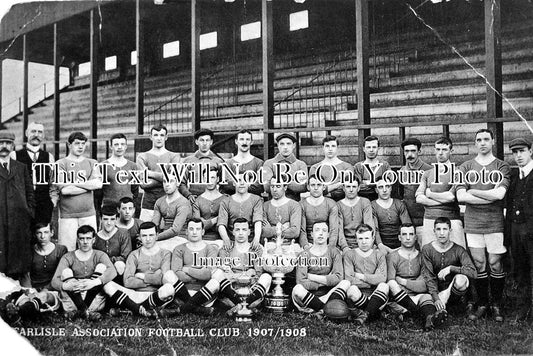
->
[520,169,525,180]
[1,162,7,172]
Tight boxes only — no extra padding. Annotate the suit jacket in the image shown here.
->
[506,167,533,232]
[0,159,35,275]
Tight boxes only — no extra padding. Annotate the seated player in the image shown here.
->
[216,218,272,313]
[386,223,444,331]
[422,217,477,320]
[218,177,263,249]
[337,178,375,250]
[292,222,350,314]
[262,178,302,251]
[116,197,143,250]
[31,223,68,290]
[372,179,411,253]
[3,223,66,322]
[51,225,117,320]
[299,176,340,249]
[103,222,175,317]
[192,168,227,248]
[344,224,389,325]
[94,205,132,278]
[163,219,240,314]
[152,176,192,251]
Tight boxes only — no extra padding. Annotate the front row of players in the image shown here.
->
[4,217,476,331]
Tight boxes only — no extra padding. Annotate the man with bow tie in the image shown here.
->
[0,131,35,281]
[10,122,54,225]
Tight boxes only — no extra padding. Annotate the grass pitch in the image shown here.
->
[11,299,533,356]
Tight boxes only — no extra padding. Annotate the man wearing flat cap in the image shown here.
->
[262,133,307,201]
[0,132,35,280]
[506,137,533,322]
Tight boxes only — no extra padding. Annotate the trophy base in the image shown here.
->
[264,294,290,313]
[235,307,254,322]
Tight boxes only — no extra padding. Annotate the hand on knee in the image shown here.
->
[114,261,126,275]
[387,280,401,294]
[347,285,361,301]
[292,284,307,299]
[162,270,178,284]
[95,263,107,274]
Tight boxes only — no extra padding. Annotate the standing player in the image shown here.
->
[103,222,175,317]
[337,178,375,250]
[51,225,117,320]
[422,217,477,321]
[11,122,54,225]
[50,132,102,251]
[344,224,389,325]
[309,135,354,201]
[299,175,340,249]
[94,205,132,278]
[180,129,224,202]
[456,129,510,322]
[292,222,349,314]
[136,124,178,221]
[372,179,411,253]
[116,196,143,250]
[218,178,263,249]
[263,133,307,201]
[152,177,192,251]
[386,223,443,331]
[223,130,264,196]
[398,138,431,240]
[354,136,391,201]
[416,137,465,248]
[99,133,138,208]
[505,138,533,321]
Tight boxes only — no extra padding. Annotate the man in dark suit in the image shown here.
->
[0,131,35,280]
[10,122,54,225]
[506,137,533,322]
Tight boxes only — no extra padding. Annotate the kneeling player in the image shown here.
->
[386,223,444,330]
[51,225,117,320]
[94,204,132,279]
[344,224,389,325]
[103,222,175,317]
[292,222,349,314]
[216,218,272,313]
[422,217,477,319]
[164,219,241,315]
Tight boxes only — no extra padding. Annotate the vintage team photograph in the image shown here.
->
[0,0,532,354]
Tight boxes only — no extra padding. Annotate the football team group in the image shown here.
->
[0,122,532,332]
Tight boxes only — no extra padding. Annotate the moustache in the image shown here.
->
[0,148,10,153]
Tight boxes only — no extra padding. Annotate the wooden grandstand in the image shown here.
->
[0,0,532,167]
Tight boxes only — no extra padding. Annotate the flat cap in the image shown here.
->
[509,137,532,150]
[0,131,15,142]
[275,133,297,143]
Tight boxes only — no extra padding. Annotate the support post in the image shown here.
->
[53,23,61,159]
[23,34,29,140]
[191,0,201,132]
[262,0,274,160]
[356,0,370,161]
[135,0,145,135]
[90,9,98,159]
[485,0,503,159]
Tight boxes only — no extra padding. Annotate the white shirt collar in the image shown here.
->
[521,159,533,178]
